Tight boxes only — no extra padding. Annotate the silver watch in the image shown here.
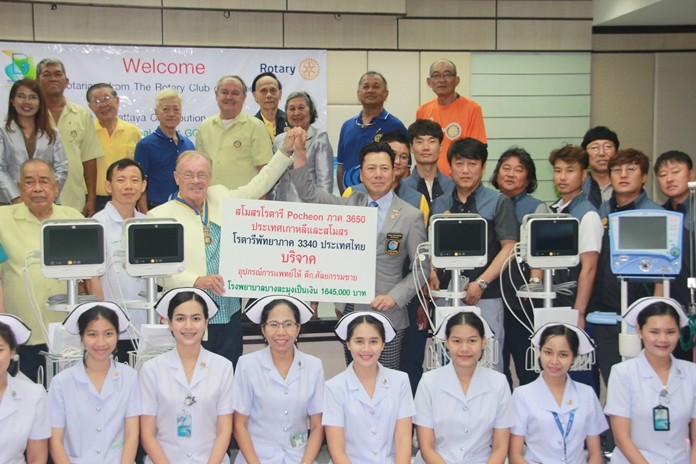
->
[476,279,488,291]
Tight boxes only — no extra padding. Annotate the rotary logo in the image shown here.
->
[2,51,36,82]
[445,122,462,140]
[298,58,320,81]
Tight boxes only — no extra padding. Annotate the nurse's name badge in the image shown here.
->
[385,233,403,255]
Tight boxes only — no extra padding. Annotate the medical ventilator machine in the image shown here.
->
[586,208,691,359]
[413,213,498,369]
[30,218,183,383]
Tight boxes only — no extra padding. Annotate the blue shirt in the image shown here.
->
[337,109,407,173]
[134,127,194,205]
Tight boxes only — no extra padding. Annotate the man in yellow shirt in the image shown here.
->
[196,75,273,190]
[87,83,142,212]
[37,58,104,217]
[0,159,83,381]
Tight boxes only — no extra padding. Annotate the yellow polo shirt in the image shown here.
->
[0,203,84,345]
[196,112,273,190]
[52,100,104,211]
[94,118,142,196]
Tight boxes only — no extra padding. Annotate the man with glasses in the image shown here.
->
[149,127,307,367]
[135,89,194,212]
[336,71,407,193]
[37,58,104,217]
[590,148,662,391]
[580,126,620,208]
[416,59,487,176]
[197,75,274,190]
[87,83,142,212]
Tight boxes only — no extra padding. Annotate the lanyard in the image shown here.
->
[552,410,575,462]
[175,196,209,226]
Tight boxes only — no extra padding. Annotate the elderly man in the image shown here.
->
[37,58,104,217]
[86,83,142,213]
[291,140,428,370]
[417,59,487,176]
[149,127,307,367]
[0,159,83,381]
[336,71,407,193]
[580,126,620,208]
[197,75,274,190]
[251,72,287,139]
[135,89,194,212]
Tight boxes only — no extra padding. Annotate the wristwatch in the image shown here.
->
[476,279,488,291]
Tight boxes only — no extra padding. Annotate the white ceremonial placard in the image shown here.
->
[220,199,377,303]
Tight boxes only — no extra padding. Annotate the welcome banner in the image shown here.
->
[0,42,327,142]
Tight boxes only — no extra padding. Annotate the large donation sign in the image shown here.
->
[220,199,376,303]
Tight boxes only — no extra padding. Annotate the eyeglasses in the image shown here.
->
[587,144,615,153]
[264,320,298,331]
[92,95,116,105]
[430,72,456,80]
[15,94,39,102]
[178,172,210,181]
[609,165,639,175]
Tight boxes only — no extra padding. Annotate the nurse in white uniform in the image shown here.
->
[0,314,50,464]
[605,297,696,464]
[414,310,512,464]
[233,295,324,464]
[509,323,607,464]
[139,288,234,464]
[323,311,414,464]
[49,302,140,464]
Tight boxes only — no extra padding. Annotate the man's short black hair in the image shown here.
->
[581,126,620,150]
[380,131,410,150]
[251,72,282,92]
[654,150,693,174]
[447,138,488,165]
[358,141,396,168]
[106,158,145,181]
[408,119,443,144]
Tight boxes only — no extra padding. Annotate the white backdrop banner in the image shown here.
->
[220,198,377,303]
[0,42,327,141]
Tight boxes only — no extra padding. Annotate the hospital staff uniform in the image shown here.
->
[139,347,234,464]
[0,374,51,464]
[511,373,608,464]
[605,350,696,464]
[232,346,324,464]
[48,361,141,463]
[322,363,415,464]
[413,362,513,464]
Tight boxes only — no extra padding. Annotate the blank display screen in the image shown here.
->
[43,226,103,265]
[618,216,666,249]
[531,220,578,256]
[129,224,183,264]
[434,220,485,257]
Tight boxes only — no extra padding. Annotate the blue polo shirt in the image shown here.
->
[337,108,407,175]
[134,127,195,205]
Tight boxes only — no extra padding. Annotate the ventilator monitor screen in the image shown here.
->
[42,222,105,279]
[531,219,578,257]
[609,209,682,275]
[125,221,184,277]
[430,215,488,269]
[618,216,666,250]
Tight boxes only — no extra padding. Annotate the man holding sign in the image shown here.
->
[291,141,428,369]
[149,127,307,367]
